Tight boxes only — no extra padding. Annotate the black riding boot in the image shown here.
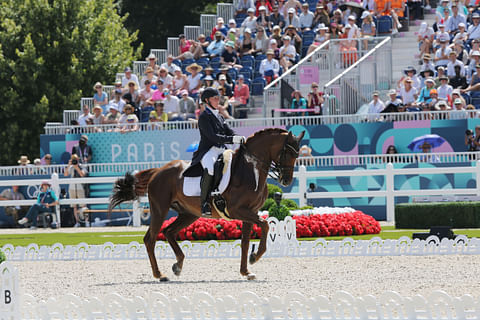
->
[200,169,214,217]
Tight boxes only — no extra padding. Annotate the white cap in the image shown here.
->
[219,74,227,80]
[217,17,224,23]
[270,38,277,44]
[229,18,236,25]
[458,22,466,28]
[288,8,295,14]
[247,7,255,13]
[472,51,480,57]
[348,15,356,20]
[259,5,266,11]
[361,11,370,19]
[388,89,397,95]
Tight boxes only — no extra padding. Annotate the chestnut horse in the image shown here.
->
[109,128,304,281]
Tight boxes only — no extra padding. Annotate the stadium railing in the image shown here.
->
[323,37,393,116]
[52,110,478,134]
[2,152,479,177]
[263,37,392,118]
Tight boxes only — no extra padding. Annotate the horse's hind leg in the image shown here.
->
[249,217,269,265]
[163,212,199,277]
[144,201,169,281]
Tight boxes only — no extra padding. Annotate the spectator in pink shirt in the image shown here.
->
[175,34,194,61]
[230,74,250,109]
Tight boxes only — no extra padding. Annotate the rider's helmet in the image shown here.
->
[201,87,220,105]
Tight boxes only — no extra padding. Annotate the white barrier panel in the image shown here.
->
[19,289,480,320]
[3,235,480,261]
[0,262,20,320]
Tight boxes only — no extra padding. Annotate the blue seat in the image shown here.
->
[377,16,393,34]
[140,106,154,123]
[228,67,238,80]
[239,66,253,80]
[196,57,210,67]
[251,77,266,96]
[302,31,315,46]
[243,78,251,87]
[172,59,182,67]
[210,56,221,69]
[182,59,195,68]
[241,55,255,68]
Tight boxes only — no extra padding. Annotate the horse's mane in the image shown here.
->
[245,128,288,144]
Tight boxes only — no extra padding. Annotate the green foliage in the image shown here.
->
[267,184,283,199]
[261,198,276,211]
[396,202,480,228]
[300,205,314,210]
[120,0,219,56]
[0,249,5,264]
[268,203,290,221]
[0,0,140,165]
[280,199,299,209]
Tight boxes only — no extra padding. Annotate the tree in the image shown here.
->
[0,0,141,165]
[120,0,218,56]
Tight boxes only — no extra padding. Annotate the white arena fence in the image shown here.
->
[52,109,477,134]
[285,162,480,222]
[2,259,480,320]
[1,151,479,177]
[2,235,479,262]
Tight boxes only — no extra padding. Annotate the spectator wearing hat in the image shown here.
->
[399,77,418,107]
[91,105,104,131]
[434,36,451,69]
[242,8,258,31]
[419,54,435,74]
[191,34,210,60]
[237,28,254,56]
[178,90,197,119]
[279,35,297,70]
[162,88,180,115]
[360,12,376,49]
[331,9,343,27]
[346,15,360,40]
[268,38,281,60]
[140,67,158,90]
[283,0,302,17]
[299,3,314,31]
[384,89,404,112]
[420,69,435,87]
[450,65,468,89]
[171,69,188,96]
[174,34,194,61]
[256,0,272,15]
[453,23,468,44]
[18,180,58,230]
[64,154,88,228]
[217,87,234,119]
[367,91,385,120]
[72,135,92,164]
[285,7,300,31]
[446,51,465,78]
[269,5,285,31]
[149,101,169,125]
[446,3,466,35]
[434,22,449,48]
[284,24,303,54]
[270,25,284,47]
[290,90,308,116]
[253,26,270,55]
[104,105,121,127]
[226,28,238,45]
[450,98,468,119]
[417,22,434,59]
[121,67,140,88]
[210,17,228,40]
[437,75,453,100]
[44,154,53,166]
[118,106,139,133]
[306,23,330,56]
[468,13,480,42]
[230,75,250,116]
[138,79,155,121]
[466,51,480,82]
[256,5,270,29]
[221,41,243,69]
[92,82,108,114]
[157,67,173,90]
[434,99,451,117]
[312,6,330,30]
[186,63,203,96]
[260,49,280,83]
[417,77,436,105]
[207,31,225,57]
[215,75,233,98]
[307,82,324,115]
[424,89,439,111]
[160,55,181,76]
[123,81,140,111]
[216,65,234,84]
[202,75,215,90]
[108,88,126,114]
[435,0,450,24]
[146,53,161,75]
[77,105,93,127]
[398,66,421,91]
[451,40,468,65]
[236,0,255,16]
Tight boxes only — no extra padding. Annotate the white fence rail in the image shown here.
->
[287,163,480,222]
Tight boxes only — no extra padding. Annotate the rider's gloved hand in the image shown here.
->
[232,135,246,144]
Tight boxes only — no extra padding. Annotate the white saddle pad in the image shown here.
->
[183,150,234,197]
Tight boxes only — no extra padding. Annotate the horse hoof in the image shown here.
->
[247,273,256,281]
[160,276,169,282]
[172,263,182,276]
[249,253,256,265]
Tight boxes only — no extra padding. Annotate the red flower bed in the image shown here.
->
[156,210,380,241]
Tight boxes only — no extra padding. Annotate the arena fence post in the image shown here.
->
[476,161,480,197]
[298,165,307,208]
[51,172,62,227]
[386,162,395,222]
[132,200,141,227]
[0,262,20,319]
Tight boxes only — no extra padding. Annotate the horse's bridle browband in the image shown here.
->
[241,135,299,181]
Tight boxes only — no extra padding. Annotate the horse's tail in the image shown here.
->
[109,169,158,211]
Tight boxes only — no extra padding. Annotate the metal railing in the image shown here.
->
[133,61,148,77]
[167,37,180,57]
[150,49,168,65]
[217,3,234,23]
[80,97,94,109]
[263,37,391,118]
[184,26,200,41]
[323,37,393,116]
[54,109,480,132]
[200,14,217,38]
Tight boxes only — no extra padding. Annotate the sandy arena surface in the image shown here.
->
[12,255,480,300]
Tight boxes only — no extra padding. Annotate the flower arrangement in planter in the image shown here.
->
[0,249,6,264]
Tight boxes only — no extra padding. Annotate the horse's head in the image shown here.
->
[274,130,305,186]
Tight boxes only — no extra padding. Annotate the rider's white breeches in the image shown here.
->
[201,146,225,175]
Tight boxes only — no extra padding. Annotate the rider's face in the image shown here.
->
[208,96,220,109]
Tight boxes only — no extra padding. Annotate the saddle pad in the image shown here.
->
[183,150,234,197]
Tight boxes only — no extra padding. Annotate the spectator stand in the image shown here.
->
[184,26,201,43]
[150,49,168,65]
[217,2,234,24]
[200,14,217,37]
[133,61,148,78]
[323,37,393,116]
[167,37,180,57]
[80,97,94,110]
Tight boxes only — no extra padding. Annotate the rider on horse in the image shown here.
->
[183,87,245,217]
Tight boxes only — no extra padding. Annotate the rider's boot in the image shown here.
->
[200,169,214,217]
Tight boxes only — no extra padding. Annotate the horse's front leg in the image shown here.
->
[249,217,269,265]
[240,221,256,280]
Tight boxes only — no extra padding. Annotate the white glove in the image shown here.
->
[232,135,246,144]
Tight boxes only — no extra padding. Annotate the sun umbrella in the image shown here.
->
[186,142,199,152]
[407,134,446,152]
[339,2,365,16]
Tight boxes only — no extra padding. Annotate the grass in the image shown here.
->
[2,226,480,247]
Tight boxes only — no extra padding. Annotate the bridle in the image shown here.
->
[241,135,299,182]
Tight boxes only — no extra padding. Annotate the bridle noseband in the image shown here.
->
[241,135,299,182]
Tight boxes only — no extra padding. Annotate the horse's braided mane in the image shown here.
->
[245,128,288,144]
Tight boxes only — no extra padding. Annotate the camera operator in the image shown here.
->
[64,154,89,227]
[465,126,480,152]
[72,135,92,164]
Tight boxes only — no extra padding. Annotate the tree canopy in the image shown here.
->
[0,0,140,165]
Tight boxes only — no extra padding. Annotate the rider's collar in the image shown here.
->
[206,105,219,117]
